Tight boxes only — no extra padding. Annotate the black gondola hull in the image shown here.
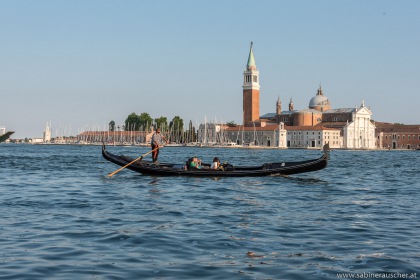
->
[102,144,329,177]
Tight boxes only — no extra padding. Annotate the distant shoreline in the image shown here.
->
[2,142,419,151]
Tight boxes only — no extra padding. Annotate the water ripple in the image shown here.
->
[0,145,419,279]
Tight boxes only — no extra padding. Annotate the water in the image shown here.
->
[1,144,419,279]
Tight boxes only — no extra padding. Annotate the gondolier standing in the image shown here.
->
[151,128,168,163]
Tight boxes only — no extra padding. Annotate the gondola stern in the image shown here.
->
[323,143,331,160]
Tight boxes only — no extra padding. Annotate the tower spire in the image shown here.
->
[243,42,260,126]
[276,96,282,115]
[289,98,294,111]
[246,41,256,71]
[317,83,323,95]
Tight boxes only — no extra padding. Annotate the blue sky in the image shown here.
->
[1,0,419,139]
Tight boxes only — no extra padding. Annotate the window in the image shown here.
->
[253,75,258,82]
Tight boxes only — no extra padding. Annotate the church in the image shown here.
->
[224,43,377,149]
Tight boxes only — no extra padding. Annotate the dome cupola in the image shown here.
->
[309,84,331,112]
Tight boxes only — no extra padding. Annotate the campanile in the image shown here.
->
[242,42,260,126]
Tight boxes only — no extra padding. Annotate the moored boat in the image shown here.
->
[0,131,14,143]
[102,144,330,177]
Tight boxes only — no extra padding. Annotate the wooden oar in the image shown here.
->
[107,146,162,177]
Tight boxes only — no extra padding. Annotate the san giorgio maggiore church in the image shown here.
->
[200,43,411,149]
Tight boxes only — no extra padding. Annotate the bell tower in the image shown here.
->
[276,97,282,115]
[242,42,260,126]
[289,98,294,111]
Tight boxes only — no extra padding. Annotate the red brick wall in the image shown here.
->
[243,89,260,125]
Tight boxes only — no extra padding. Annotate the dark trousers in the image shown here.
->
[151,144,159,162]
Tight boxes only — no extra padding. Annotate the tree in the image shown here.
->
[169,116,184,143]
[139,112,153,131]
[125,113,140,131]
[226,121,237,127]
[184,120,197,143]
[155,116,168,130]
[109,121,115,131]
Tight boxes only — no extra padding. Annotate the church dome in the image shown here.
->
[308,85,331,112]
[309,95,330,107]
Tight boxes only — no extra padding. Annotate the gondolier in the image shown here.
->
[151,128,168,163]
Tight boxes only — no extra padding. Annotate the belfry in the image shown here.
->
[242,42,260,126]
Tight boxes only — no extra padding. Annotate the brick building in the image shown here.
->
[375,123,420,149]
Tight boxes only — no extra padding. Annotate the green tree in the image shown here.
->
[226,121,237,127]
[155,116,168,130]
[125,113,140,131]
[139,112,153,131]
[109,120,115,131]
[169,116,184,143]
[184,120,196,143]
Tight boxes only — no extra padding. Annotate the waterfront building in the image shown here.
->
[260,86,376,148]
[43,122,51,143]
[214,122,339,149]
[223,123,280,147]
[341,102,376,149]
[375,123,420,149]
[197,123,224,145]
[285,125,342,149]
[29,138,43,143]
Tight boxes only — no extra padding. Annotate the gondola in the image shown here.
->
[0,131,14,143]
[102,144,330,177]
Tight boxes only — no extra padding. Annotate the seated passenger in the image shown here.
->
[189,156,202,169]
[210,157,221,170]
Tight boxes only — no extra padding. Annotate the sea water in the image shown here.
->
[0,144,419,279]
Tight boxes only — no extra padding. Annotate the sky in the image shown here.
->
[1,0,419,139]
